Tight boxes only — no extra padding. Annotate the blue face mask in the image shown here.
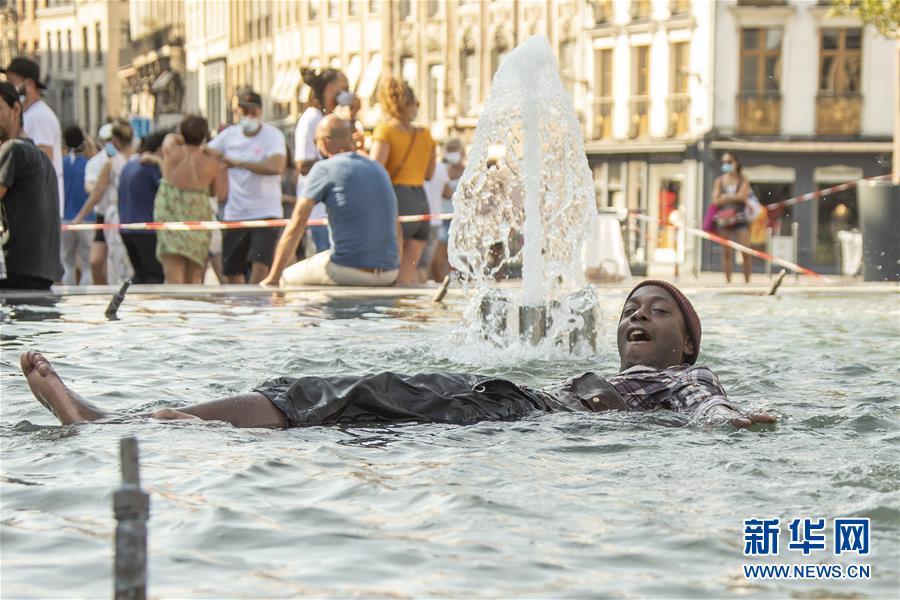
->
[105,142,117,157]
[721,162,734,174]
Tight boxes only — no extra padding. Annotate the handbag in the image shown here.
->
[702,203,719,233]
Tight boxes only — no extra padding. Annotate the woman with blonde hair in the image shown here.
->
[371,76,436,285]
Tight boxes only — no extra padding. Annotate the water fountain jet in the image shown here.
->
[449,36,600,350]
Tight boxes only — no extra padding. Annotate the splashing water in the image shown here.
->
[447,36,600,349]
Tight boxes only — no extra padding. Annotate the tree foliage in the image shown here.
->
[829,0,900,38]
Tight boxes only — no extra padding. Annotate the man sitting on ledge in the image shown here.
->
[260,115,400,287]
[21,281,775,429]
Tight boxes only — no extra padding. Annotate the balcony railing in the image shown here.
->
[816,93,861,136]
[592,98,614,139]
[666,93,690,137]
[737,92,781,135]
[628,96,650,138]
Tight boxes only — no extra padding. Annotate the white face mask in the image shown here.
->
[240,117,261,135]
[445,151,462,165]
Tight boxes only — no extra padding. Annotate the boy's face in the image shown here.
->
[617,285,694,371]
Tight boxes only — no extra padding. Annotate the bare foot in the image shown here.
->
[20,351,109,424]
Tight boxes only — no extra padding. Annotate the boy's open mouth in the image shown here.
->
[626,327,651,343]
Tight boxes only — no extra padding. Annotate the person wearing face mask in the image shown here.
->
[294,68,349,254]
[431,138,466,282]
[60,126,93,285]
[72,121,135,285]
[205,89,286,284]
[712,151,753,283]
[0,57,64,220]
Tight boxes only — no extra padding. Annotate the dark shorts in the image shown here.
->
[120,232,164,284]
[222,226,281,276]
[94,214,106,243]
[254,372,556,427]
[394,185,430,242]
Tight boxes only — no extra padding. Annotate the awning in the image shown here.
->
[357,53,382,101]
[151,70,176,92]
[282,68,302,103]
[269,67,289,102]
[346,54,362,92]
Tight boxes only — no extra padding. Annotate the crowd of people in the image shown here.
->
[0,56,467,290]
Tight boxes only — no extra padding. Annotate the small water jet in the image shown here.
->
[448,36,600,350]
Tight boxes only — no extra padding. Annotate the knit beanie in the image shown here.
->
[624,280,702,365]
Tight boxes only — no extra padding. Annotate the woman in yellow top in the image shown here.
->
[371,77,436,285]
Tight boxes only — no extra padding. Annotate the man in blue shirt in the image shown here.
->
[61,126,92,284]
[118,130,166,284]
[260,114,399,287]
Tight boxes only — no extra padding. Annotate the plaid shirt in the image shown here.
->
[607,364,739,423]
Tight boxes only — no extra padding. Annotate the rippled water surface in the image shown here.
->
[2,289,898,598]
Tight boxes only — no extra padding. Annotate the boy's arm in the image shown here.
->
[675,368,776,428]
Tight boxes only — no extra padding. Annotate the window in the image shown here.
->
[629,46,650,138]
[326,0,339,19]
[670,0,691,15]
[82,27,89,67]
[668,41,690,136]
[630,0,651,20]
[56,31,62,72]
[401,56,416,88]
[83,86,90,131]
[590,0,612,25]
[348,0,360,17]
[368,0,380,15]
[427,0,440,17]
[428,64,444,122]
[460,49,478,116]
[593,48,613,139]
[66,30,72,71]
[490,46,509,78]
[399,0,411,20]
[559,39,576,93]
[46,31,52,70]
[738,28,782,134]
[817,28,862,135]
[96,84,104,132]
[95,22,102,65]
[308,0,319,20]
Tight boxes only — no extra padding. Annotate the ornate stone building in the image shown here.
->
[118,0,185,127]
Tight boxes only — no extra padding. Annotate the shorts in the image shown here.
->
[94,214,106,243]
[394,185,430,242]
[222,226,281,276]
[280,249,398,287]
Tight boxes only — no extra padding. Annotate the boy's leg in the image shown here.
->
[21,352,288,429]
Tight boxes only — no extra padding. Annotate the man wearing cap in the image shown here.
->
[0,82,64,289]
[21,281,776,429]
[206,89,286,284]
[1,57,63,218]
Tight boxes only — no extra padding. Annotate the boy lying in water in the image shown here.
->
[21,281,775,429]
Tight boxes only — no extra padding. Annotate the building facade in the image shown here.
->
[706,0,894,274]
[119,0,185,127]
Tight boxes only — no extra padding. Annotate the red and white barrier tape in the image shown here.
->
[765,174,892,211]
[62,212,454,232]
[631,212,830,282]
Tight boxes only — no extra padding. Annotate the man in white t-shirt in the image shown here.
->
[207,89,286,284]
[1,57,64,218]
